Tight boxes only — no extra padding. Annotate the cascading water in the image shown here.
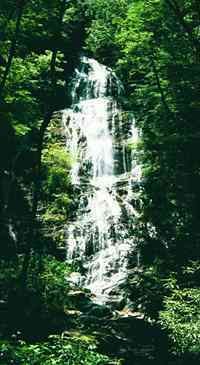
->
[63,57,141,303]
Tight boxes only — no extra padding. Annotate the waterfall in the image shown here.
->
[63,57,141,303]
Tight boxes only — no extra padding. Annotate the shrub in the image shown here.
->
[160,288,200,355]
[0,335,114,365]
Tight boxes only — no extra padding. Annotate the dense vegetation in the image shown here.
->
[0,0,200,363]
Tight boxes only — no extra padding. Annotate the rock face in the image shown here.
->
[63,57,141,303]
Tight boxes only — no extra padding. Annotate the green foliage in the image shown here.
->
[115,0,200,266]
[0,0,83,341]
[1,0,200,361]
[86,5,200,342]
[35,256,71,313]
[0,255,74,340]
[42,143,71,196]
[127,266,177,319]
[160,288,200,355]
[41,142,72,248]
[0,0,85,256]
[85,0,129,64]
[0,335,111,365]
[0,259,19,301]
[0,255,71,314]
[85,0,200,269]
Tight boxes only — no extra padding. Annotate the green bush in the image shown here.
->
[127,266,177,319]
[0,336,112,365]
[37,257,72,313]
[160,288,200,355]
[0,256,73,339]
[42,143,72,197]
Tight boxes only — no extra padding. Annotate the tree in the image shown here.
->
[0,0,26,96]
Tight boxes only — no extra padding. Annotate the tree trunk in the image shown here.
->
[32,0,67,219]
[21,0,67,283]
[150,54,172,117]
[0,0,26,96]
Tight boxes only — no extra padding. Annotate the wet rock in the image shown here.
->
[64,309,82,316]
[86,304,112,318]
[67,272,83,286]
[67,289,92,310]
[106,297,126,311]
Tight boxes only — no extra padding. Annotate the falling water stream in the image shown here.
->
[63,57,141,304]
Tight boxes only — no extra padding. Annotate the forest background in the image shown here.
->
[0,0,200,364]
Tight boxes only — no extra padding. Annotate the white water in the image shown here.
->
[63,57,141,303]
